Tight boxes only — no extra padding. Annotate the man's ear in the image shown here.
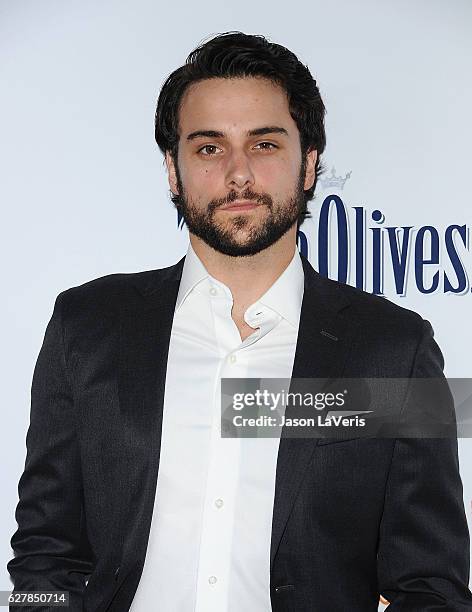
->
[165,151,180,195]
[304,149,318,191]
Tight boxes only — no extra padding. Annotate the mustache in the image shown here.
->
[208,189,273,212]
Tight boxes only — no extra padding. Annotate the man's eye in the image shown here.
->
[197,142,277,155]
[255,142,278,151]
[198,145,221,156]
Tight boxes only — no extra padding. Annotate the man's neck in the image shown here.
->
[189,227,298,313]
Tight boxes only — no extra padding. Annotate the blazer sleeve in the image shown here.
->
[7,292,94,611]
[376,319,472,609]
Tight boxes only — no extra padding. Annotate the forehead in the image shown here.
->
[178,77,297,136]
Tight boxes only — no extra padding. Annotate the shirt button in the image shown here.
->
[209,287,217,296]
[208,575,218,585]
[228,354,237,364]
[215,498,224,508]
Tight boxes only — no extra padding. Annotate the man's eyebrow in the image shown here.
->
[186,126,289,141]
[247,126,288,137]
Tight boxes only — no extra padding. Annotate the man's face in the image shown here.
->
[166,77,316,256]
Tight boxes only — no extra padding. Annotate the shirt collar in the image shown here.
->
[251,248,304,328]
[175,243,305,328]
[175,243,209,311]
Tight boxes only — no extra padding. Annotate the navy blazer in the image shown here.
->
[8,254,472,611]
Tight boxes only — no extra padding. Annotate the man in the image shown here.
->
[8,32,472,611]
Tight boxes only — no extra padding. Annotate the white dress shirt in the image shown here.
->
[129,243,304,612]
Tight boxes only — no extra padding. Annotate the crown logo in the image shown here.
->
[318,166,352,191]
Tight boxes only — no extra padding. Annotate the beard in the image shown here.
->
[174,160,307,257]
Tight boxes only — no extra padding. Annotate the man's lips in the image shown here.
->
[219,200,261,211]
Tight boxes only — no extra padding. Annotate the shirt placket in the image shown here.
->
[194,280,247,612]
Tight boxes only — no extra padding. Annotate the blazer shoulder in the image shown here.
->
[301,255,425,335]
[327,278,442,374]
[319,273,428,341]
[55,260,182,317]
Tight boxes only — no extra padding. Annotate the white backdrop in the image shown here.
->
[1,0,471,606]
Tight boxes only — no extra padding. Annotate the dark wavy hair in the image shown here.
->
[155,31,326,225]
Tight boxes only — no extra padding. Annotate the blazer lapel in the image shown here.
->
[115,257,184,560]
[270,255,357,570]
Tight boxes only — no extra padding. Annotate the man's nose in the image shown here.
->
[225,151,255,190]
